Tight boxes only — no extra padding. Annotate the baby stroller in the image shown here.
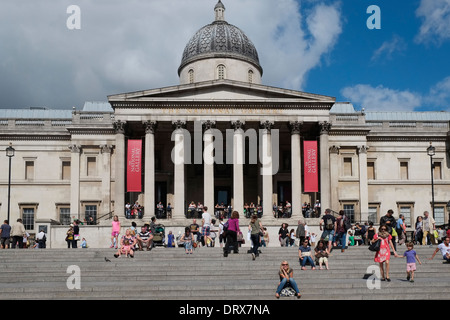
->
[152,224,166,247]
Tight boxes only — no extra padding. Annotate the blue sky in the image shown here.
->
[0,0,449,112]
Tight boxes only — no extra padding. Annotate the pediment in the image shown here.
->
[108,80,335,108]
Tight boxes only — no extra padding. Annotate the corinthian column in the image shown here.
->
[232,120,245,215]
[114,120,126,219]
[260,121,274,220]
[144,121,157,218]
[319,121,331,211]
[203,120,216,212]
[289,121,303,220]
[172,120,186,219]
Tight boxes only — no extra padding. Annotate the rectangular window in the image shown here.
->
[343,157,352,176]
[368,206,378,224]
[434,206,445,226]
[62,161,71,180]
[22,208,35,230]
[59,207,71,225]
[367,162,375,180]
[399,206,412,227]
[433,162,442,180]
[87,157,97,176]
[25,161,35,180]
[343,204,355,223]
[400,162,408,180]
[85,205,97,222]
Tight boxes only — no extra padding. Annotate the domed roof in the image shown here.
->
[178,2,262,76]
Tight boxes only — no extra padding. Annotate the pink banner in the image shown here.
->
[127,139,142,192]
[303,141,318,192]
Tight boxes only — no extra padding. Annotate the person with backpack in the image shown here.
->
[335,210,350,252]
[319,208,336,253]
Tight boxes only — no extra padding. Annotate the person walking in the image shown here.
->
[319,208,336,253]
[248,214,264,260]
[422,211,436,246]
[414,216,423,245]
[275,261,301,299]
[11,219,26,249]
[295,220,306,247]
[396,214,406,246]
[0,220,11,249]
[380,209,397,250]
[278,223,289,247]
[223,211,240,257]
[400,242,422,282]
[371,225,399,281]
[335,210,349,252]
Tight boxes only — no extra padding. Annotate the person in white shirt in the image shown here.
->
[36,229,47,249]
[429,236,450,262]
[201,206,212,246]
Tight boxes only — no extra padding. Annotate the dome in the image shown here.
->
[178,3,263,76]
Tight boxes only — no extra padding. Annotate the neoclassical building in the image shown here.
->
[1,1,449,242]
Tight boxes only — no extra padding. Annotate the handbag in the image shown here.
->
[368,239,381,252]
[74,234,80,241]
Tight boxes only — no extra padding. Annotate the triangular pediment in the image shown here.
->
[108,80,335,107]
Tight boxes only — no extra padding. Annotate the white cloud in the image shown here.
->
[371,35,407,62]
[340,84,422,112]
[415,0,450,45]
[0,0,343,109]
[341,76,450,112]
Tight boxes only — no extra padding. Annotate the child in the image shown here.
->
[81,238,88,248]
[167,231,175,248]
[110,215,121,249]
[401,242,422,282]
[310,233,317,247]
[120,239,132,257]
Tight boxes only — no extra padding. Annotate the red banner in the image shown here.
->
[127,139,142,192]
[303,141,318,192]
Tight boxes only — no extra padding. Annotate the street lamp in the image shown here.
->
[6,143,15,223]
[427,142,435,219]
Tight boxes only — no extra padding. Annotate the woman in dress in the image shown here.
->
[366,222,376,244]
[110,215,121,249]
[371,225,399,281]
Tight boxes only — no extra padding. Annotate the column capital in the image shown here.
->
[100,144,113,154]
[68,144,81,153]
[288,121,303,134]
[358,145,369,154]
[231,120,245,131]
[172,120,186,130]
[144,120,157,134]
[260,120,274,132]
[329,145,340,154]
[113,120,126,134]
[319,121,331,135]
[202,120,216,131]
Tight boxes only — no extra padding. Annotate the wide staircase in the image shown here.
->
[0,245,448,300]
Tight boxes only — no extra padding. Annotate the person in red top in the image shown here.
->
[223,211,240,257]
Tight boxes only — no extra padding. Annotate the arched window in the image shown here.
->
[248,69,254,83]
[217,64,225,80]
[188,69,194,84]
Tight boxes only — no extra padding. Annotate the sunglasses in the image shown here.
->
[282,263,288,266]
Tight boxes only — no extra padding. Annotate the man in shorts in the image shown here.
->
[319,208,336,253]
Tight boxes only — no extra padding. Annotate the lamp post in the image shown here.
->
[6,143,15,223]
[427,142,435,219]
